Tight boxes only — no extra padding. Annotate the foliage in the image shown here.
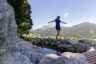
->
[7,0,33,36]
[21,33,42,41]
[63,36,67,39]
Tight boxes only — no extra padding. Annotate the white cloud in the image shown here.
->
[64,13,69,18]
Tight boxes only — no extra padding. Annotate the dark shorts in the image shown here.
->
[56,26,61,30]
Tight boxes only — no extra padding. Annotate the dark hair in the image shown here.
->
[57,16,60,19]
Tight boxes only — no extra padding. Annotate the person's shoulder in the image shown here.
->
[59,19,61,22]
[55,19,59,21]
[55,19,57,21]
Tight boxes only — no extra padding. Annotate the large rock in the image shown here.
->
[13,52,33,64]
[59,39,77,45]
[39,54,59,64]
[0,0,17,50]
[39,52,88,64]
[0,0,17,64]
[14,37,46,64]
[0,0,45,64]
[73,43,89,52]
[64,39,77,45]
[79,39,89,44]
[60,52,88,64]
[58,44,73,48]
[0,0,41,64]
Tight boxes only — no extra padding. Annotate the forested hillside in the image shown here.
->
[31,22,96,39]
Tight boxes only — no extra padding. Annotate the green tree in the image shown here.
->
[21,0,33,34]
[7,0,33,36]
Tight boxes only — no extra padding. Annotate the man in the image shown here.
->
[48,16,67,39]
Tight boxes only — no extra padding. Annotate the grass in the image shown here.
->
[19,33,96,43]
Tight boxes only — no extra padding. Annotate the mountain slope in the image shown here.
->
[31,22,96,38]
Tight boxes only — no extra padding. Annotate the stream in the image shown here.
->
[38,46,61,55]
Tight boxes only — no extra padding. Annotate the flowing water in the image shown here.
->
[38,46,61,55]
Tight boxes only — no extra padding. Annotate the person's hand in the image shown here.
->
[61,21,67,24]
[62,22,67,24]
[64,22,67,24]
[48,22,50,23]
[48,21,55,23]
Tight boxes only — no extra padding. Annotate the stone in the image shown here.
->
[54,57,73,64]
[60,52,88,64]
[88,46,96,51]
[0,50,15,64]
[39,54,59,64]
[45,41,49,44]
[0,0,44,64]
[33,39,41,45]
[39,52,88,64]
[79,39,89,44]
[59,39,78,45]
[14,38,46,64]
[58,44,73,49]
[0,0,17,50]
[51,42,58,45]
[73,43,88,52]
[66,48,75,52]
[90,42,96,46]
[0,0,17,64]
[59,39,71,44]
[14,52,33,64]
[66,39,77,45]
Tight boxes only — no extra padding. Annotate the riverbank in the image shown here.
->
[32,38,96,53]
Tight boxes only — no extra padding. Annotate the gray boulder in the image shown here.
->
[0,0,17,50]
[0,0,17,64]
[60,52,88,64]
[14,38,46,64]
[39,54,59,64]
[79,39,89,43]
[60,39,78,45]
[73,43,89,52]
[0,0,45,64]
[39,52,88,64]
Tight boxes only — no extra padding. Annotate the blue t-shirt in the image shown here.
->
[55,19,61,27]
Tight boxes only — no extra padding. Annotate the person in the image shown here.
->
[48,16,67,39]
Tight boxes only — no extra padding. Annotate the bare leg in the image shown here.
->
[58,30,61,39]
[56,30,59,39]
[56,35,58,39]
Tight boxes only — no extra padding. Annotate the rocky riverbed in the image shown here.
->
[13,37,89,64]
[32,38,96,53]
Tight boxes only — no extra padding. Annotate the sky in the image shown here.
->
[28,0,96,29]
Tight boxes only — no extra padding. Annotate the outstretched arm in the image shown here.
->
[48,20,55,23]
[61,21,67,24]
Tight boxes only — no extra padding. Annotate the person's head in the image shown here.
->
[57,16,60,19]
